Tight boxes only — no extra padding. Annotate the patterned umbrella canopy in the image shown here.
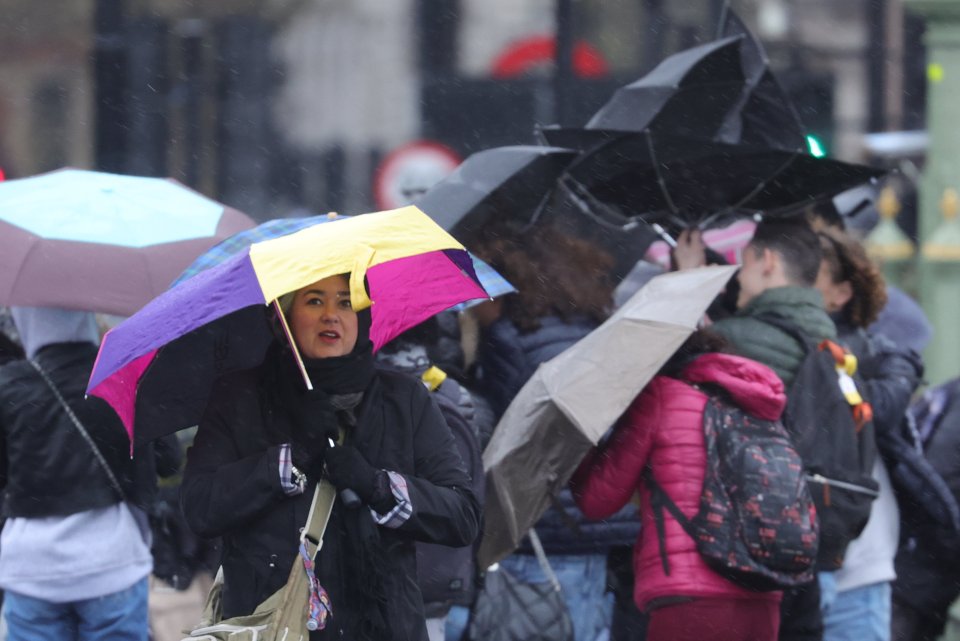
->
[87,206,490,444]
[171,213,516,308]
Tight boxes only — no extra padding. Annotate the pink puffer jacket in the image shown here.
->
[571,353,786,611]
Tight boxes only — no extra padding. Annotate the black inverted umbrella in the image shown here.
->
[584,36,745,140]
[416,145,577,241]
[715,9,806,150]
[559,131,885,233]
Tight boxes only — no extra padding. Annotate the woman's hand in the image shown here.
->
[324,445,390,507]
[290,390,338,474]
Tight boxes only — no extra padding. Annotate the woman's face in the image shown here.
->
[288,275,358,359]
[814,261,853,314]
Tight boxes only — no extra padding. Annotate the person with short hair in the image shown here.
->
[708,217,837,641]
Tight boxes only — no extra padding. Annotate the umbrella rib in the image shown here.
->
[560,176,645,232]
[701,150,800,227]
[645,130,681,216]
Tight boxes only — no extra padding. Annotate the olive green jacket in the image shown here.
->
[712,286,837,388]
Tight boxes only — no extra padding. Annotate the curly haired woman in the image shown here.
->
[469,224,639,641]
[814,227,922,641]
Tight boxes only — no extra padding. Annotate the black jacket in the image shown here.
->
[181,366,480,641]
[476,315,641,554]
[894,379,960,618]
[0,342,179,517]
[837,323,922,438]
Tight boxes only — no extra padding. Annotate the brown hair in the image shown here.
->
[658,329,731,378]
[818,228,887,328]
[472,225,614,333]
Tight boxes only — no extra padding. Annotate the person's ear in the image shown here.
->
[760,248,778,277]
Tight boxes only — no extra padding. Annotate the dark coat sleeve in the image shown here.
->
[181,377,289,539]
[856,331,923,436]
[476,321,529,420]
[393,388,481,548]
[153,433,183,479]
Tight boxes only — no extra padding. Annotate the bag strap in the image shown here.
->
[643,467,697,577]
[29,359,127,502]
[527,529,563,593]
[300,479,337,560]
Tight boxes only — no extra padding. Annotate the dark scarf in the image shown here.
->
[264,309,389,640]
[299,308,375,395]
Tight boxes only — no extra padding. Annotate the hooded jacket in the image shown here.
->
[0,326,179,517]
[711,286,836,387]
[571,353,786,611]
[0,308,180,603]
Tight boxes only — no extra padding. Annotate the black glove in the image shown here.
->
[289,390,338,475]
[323,445,390,507]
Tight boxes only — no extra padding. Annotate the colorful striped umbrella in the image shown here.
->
[171,213,516,307]
[0,168,254,315]
[87,206,489,444]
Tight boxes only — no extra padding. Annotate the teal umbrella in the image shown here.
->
[0,169,254,315]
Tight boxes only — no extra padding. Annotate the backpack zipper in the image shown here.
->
[806,473,880,497]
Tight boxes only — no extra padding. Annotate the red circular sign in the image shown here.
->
[491,35,610,79]
[374,141,462,211]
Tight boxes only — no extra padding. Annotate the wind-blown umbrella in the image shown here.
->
[0,168,254,315]
[545,130,885,234]
[479,265,738,566]
[585,36,745,139]
[714,9,806,151]
[416,146,577,241]
[87,206,489,445]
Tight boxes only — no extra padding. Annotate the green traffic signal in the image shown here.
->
[806,134,826,158]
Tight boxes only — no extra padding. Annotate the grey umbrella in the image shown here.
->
[479,265,738,567]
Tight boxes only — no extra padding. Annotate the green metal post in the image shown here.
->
[865,187,916,291]
[921,190,960,383]
[905,0,960,384]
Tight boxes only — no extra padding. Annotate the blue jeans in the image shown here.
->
[819,572,892,641]
[499,552,612,641]
[445,605,469,641]
[4,577,149,641]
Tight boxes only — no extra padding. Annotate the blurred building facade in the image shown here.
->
[0,0,927,219]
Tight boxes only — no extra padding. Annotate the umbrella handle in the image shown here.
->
[651,223,677,248]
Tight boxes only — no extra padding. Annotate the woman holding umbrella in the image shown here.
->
[180,273,481,641]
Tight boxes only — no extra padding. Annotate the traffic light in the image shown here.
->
[806,134,827,158]
[783,69,835,159]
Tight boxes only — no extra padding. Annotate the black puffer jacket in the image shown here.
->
[476,315,641,554]
[894,379,960,620]
[0,342,179,517]
[181,365,480,641]
[838,323,922,437]
[838,324,959,532]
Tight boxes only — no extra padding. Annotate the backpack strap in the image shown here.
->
[29,359,127,502]
[643,467,697,577]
